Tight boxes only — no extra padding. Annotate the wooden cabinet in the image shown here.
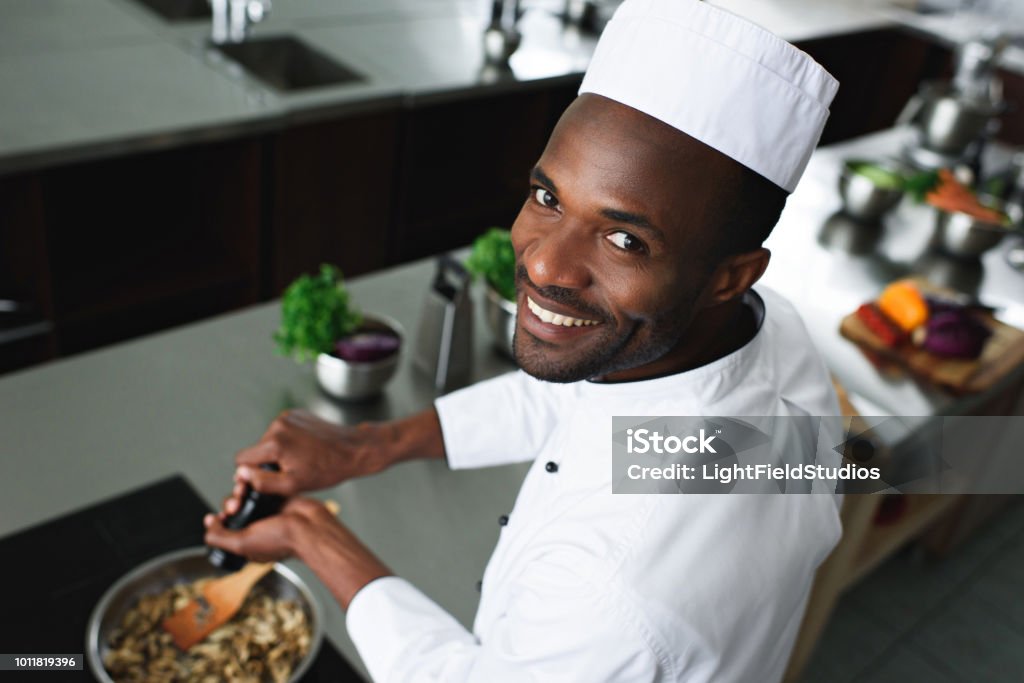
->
[391,82,579,264]
[267,111,401,295]
[0,173,54,373]
[797,29,952,145]
[39,138,262,355]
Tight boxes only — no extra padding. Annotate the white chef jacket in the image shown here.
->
[347,286,842,682]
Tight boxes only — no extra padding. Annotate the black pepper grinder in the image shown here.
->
[208,463,284,571]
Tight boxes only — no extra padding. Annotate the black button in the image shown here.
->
[545,461,559,473]
[475,580,483,592]
[498,514,509,526]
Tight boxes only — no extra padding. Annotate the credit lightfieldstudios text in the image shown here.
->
[623,427,881,483]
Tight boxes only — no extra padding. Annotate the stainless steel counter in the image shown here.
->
[2,127,1022,678]
[0,254,526,681]
[763,126,1024,419]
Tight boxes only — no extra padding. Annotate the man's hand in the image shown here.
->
[232,410,388,498]
[204,497,318,562]
[222,408,446,515]
[204,497,393,609]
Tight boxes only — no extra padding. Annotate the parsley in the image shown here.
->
[903,170,940,203]
[274,264,362,362]
[466,228,516,302]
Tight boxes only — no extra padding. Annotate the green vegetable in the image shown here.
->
[847,161,904,189]
[466,227,516,302]
[903,169,940,203]
[274,264,362,362]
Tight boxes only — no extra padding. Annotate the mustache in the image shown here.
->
[515,265,608,321]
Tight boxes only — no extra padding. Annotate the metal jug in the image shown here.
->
[414,255,474,392]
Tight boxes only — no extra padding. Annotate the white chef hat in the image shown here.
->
[579,0,838,193]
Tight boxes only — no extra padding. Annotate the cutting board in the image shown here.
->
[839,285,1024,394]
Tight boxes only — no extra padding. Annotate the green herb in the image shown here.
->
[903,169,940,203]
[848,161,904,189]
[274,264,362,362]
[983,175,1008,199]
[466,227,516,302]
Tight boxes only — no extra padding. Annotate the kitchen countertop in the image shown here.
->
[0,0,896,176]
[882,2,1024,75]
[764,126,1024,419]
[0,250,527,681]
[1,127,1023,678]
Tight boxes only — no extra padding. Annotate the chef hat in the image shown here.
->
[579,0,838,193]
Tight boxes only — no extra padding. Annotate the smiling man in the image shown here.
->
[206,1,843,681]
[512,92,783,384]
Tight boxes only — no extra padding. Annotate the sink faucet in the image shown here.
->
[210,0,270,44]
[483,0,522,65]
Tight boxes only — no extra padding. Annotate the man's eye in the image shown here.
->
[533,187,559,209]
[607,231,645,253]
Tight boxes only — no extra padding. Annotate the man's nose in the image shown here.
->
[521,226,592,291]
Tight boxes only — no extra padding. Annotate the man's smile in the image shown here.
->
[526,296,601,327]
[518,290,608,347]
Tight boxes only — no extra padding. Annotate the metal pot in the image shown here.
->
[838,159,904,223]
[932,207,1009,259]
[86,547,323,683]
[316,314,403,400]
[914,82,1002,156]
[484,285,517,359]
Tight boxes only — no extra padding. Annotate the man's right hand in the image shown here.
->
[221,408,446,515]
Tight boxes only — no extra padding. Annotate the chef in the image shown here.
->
[206,1,843,680]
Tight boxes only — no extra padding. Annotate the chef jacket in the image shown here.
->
[347,286,842,682]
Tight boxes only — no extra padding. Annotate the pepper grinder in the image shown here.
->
[207,462,284,571]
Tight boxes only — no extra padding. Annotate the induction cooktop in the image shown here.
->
[0,475,362,682]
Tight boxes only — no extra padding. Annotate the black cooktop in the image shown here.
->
[0,476,362,682]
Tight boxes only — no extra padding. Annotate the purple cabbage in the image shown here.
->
[334,332,401,362]
[925,295,965,318]
[923,311,991,359]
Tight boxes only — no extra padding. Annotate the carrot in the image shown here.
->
[926,168,1009,225]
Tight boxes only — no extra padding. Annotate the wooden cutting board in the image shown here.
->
[839,284,1024,394]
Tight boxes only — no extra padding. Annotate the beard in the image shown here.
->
[511,266,701,383]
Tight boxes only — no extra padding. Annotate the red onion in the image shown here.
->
[335,332,401,362]
[923,311,991,359]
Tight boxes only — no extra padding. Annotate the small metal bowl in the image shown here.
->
[918,85,1001,155]
[86,547,323,683]
[932,201,1012,259]
[484,285,516,359]
[316,314,403,401]
[838,159,905,223]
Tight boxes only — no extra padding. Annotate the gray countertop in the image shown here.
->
[764,126,1024,419]
[0,0,894,176]
[882,2,1024,75]
[0,253,527,681]
[2,127,1023,678]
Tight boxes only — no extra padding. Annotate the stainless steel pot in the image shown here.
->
[316,314,403,400]
[484,285,516,359]
[838,159,904,223]
[914,82,1002,156]
[932,208,1009,258]
[86,547,323,683]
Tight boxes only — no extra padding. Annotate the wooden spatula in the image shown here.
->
[163,499,340,650]
[163,560,275,650]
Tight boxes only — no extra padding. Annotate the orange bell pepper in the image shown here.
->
[877,280,928,332]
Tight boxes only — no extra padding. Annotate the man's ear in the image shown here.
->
[704,248,771,305]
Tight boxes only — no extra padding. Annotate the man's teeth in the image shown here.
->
[526,297,599,327]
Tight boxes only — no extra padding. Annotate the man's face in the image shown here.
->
[510,94,743,383]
